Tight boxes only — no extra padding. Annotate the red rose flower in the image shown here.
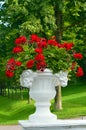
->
[36,61,47,71]
[35,48,43,53]
[6,58,16,71]
[76,67,84,77]
[12,46,23,53]
[19,36,27,43]
[73,53,83,59]
[9,66,15,71]
[47,40,58,46]
[15,38,21,44]
[15,36,27,45]
[30,34,40,43]
[37,38,47,48]
[15,61,22,66]
[35,54,45,61]
[6,70,14,78]
[26,60,34,68]
[7,58,15,64]
[63,42,74,50]
[57,43,63,48]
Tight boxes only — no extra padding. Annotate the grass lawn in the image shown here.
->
[0,81,86,125]
[51,81,86,119]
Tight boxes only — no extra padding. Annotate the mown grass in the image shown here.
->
[51,81,86,119]
[0,96,35,125]
[0,81,86,124]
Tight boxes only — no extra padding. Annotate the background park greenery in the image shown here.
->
[0,0,86,125]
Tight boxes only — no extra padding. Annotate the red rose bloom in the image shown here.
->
[37,38,47,48]
[73,53,83,59]
[57,43,63,48]
[26,60,34,68]
[12,46,23,53]
[47,40,58,46]
[15,36,27,45]
[15,61,22,66]
[6,70,14,78]
[9,65,15,71]
[6,58,16,71]
[36,61,47,71]
[35,48,43,53]
[15,38,21,44]
[76,67,84,77]
[35,54,45,61]
[19,36,27,43]
[63,42,74,50]
[7,58,15,65]
[30,34,40,43]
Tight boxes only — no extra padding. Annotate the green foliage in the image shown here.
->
[43,46,72,73]
[20,16,43,35]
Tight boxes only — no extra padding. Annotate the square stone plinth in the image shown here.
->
[19,120,86,130]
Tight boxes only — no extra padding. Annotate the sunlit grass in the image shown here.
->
[51,82,86,119]
[0,97,35,124]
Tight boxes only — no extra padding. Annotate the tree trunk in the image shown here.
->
[54,85,62,110]
[54,3,64,43]
[53,1,64,110]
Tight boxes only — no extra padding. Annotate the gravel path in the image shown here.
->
[0,125,21,130]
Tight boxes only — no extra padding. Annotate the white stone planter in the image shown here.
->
[20,69,62,123]
[20,69,68,124]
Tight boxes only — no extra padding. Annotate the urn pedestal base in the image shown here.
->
[19,119,86,130]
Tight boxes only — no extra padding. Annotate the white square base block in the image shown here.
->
[19,119,86,130]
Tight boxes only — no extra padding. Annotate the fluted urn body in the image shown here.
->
[29,70,58,123]
[20,69,68,124]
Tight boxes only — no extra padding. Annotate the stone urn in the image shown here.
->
[20,69,68,124]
